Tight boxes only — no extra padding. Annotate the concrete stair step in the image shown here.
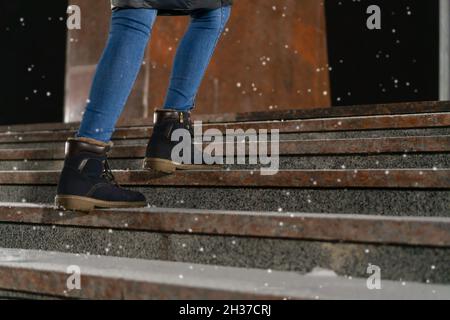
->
[1,101,448,134]
[2,186,447,217]
[0,169,448,189]
[281,128,450,142]
[1,204,449,284]
[201,101,450,123]
[2,129,450,154]
[0,168,448,216]
[1,203,449,247]
[1,129,450,151]
[0,135,448,160]
[0,115,449,144]
[0,139,148,150]
[1,154,449,171]
[0,248,448,299]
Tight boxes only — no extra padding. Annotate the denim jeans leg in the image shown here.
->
[163,6,232,111]
[77,8,157,142]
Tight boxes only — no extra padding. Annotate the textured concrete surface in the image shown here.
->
[1,154,449,171]
[1,248,449,299]
[283,128,450,140]
[3,204,449,247]
[0,127,448,150]
[0,289,59,300]
[1,169,448,189]
[1,186,448,217]
[0,139,149,150]
[138,188,450,217]
[1,223,449,284]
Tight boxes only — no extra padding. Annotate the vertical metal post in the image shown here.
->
[440,0,450,100]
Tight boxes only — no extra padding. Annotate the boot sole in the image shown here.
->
[55,195,147,212]
[143,157,221,174]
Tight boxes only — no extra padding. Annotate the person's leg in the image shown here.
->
[163,6,232,111]
[77,8,158,142]
[144,6,232,173]
[56,8,157,211]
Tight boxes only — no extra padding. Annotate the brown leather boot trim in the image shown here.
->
[66,137,114,157]
[69,137,113,148]
[154,109,192,124]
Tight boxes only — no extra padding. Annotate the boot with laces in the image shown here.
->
[55,137,147,211]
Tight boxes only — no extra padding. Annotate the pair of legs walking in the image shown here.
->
[79,6,231,142]
[56,7,231,211]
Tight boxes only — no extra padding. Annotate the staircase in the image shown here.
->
[0,101,449,300]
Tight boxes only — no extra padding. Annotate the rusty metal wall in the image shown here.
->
[65,0,330,122]
[65,0,148,123]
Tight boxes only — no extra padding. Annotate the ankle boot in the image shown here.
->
[143,109,219,173]
[55,137,147,211]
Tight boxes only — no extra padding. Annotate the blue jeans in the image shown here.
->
[78,7,231,142]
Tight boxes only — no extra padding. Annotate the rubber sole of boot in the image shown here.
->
[143,157,221,174]
[55,195,147,212]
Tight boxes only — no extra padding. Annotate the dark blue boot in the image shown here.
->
[143,109,218,173]
[55,137,147,211]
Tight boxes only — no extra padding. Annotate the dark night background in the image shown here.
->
[325,0,440,106]
[0,1,68,125]
[0,0,441,125]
